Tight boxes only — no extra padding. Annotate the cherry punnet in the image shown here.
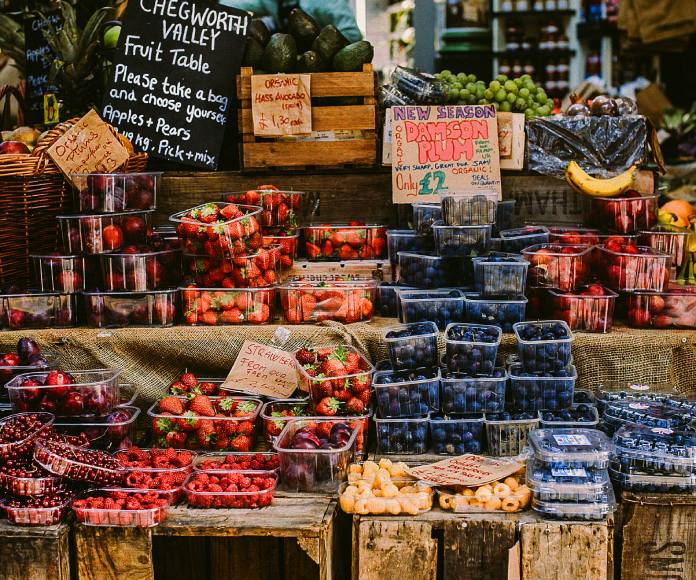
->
[33,439,125,485]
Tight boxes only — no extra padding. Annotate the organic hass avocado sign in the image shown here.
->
[102,0,250,169]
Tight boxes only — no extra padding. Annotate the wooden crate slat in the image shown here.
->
[619,493,696,580]
[155,498,330,537]
[520,521,610,580]
[237,66,375,100]
[74,525,154,580]
[239,105,376,134]
[353,519,437,580]
[210,537,283,580]
[243,140,377,169]
[443,519,518,580]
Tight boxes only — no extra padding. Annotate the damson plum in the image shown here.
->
[17,338,40,363]
[291,429,320,449]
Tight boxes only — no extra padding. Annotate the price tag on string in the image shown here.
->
[221,340,297,399]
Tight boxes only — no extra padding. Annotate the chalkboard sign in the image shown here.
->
[24,11,62,124]
[102,0,250,170]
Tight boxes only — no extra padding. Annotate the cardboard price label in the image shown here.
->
[251,74,312,136]
[47,109,129,184]
[407,454,523,487]
[222,340,297,398]
[391,104,501,203]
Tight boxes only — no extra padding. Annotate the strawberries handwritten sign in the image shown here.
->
[222,340,297,398]
[391,104,501,203]
[47,110,129,184]
[408,454,524,487]
[251,74,312,136]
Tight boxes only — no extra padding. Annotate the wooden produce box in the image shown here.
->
[236,65,377,171]
[0,519,70,580]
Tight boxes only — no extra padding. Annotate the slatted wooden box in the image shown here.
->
[236,65,377,171]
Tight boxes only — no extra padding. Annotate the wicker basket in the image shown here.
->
[0,118,148,285]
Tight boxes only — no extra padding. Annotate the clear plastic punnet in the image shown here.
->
[526,459,612,503]
[531,485,616,521]
[528,428,613,469]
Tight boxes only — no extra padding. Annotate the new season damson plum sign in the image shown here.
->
[102,0,250,169]
[391,104,501,203]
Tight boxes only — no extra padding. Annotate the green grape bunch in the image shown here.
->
[434,71,555,119]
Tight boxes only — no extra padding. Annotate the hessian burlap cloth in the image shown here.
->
[0,319,694,407]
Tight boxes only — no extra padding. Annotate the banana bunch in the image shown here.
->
[565,161,637,198]
[38,1,113,118]
[0,14,26,72]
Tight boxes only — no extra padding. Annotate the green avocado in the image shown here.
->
[288,8,320,51]
[243,37,265,68]
[332,40,374,72]
[311,25,349,62]
[248,18,271,46]
[297,50,326,73]
[263,33,298,73]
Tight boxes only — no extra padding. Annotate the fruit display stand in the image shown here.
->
[0,518,70,580]
[236,65,377,171]
[71,495,343,580]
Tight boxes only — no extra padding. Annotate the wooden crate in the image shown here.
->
[236,65,377,171]
[72,496,344,580]
[352,509,613,580]
[618,492,696,580]
[0,519,70,580]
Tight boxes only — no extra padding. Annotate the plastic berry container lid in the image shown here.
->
[528,428,613,466]
[612,423,696,468]
[526,458,612,502]
[71,488,171,527]
[594,382,677,412]
[0,412,55,460]
[193,451,279,472]
[602,400,695,431]
[484,412,539,425]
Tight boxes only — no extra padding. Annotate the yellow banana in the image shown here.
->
[564,161,637,197]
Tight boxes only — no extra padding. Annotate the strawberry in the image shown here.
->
[357,389,371,405]
[189,394,215,417]
[343,351,361,374]
[351,374,372,392]
[216,396,239,415]
[153,414,175,435]
[177,411,202,432]
[197,382,219,396]
[322,239,334,257]
[305,243,321,259]
[166,431,186,447]
[316,378,334,398]
[316,348,333,361]
[169,380,188,395]
[236,420,255,435]
[345,397,365,414]
[196,421,217,446]
[230,434,253,451]
[180,372,198,389]
[316,421,333,439]
[192,203,220,224]
[233,401,258,417]
[219,308,243,324]
[315,397,340,416]
[338,244,354,260]
[159,396,185,415]
[320,358,346,376]
[200,310,218,325]
[333,387,352,402]
[220,203,243,220]
[295,348,316,366]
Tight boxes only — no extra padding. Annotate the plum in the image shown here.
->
[17,337,41,363]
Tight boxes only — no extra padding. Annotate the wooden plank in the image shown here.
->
[354,519,437,580]
[443,518,518,580]
[155,498,331,537]
[238,67,375,100]
[0,521,70,580]
[520,521,610,580]
[211,537,283,580]
[619,493,696,580]
[285,538,321,580]
[152,536,209,580]
[73,525,154,580]
[242,140,377,169]
[239,105,376,134]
